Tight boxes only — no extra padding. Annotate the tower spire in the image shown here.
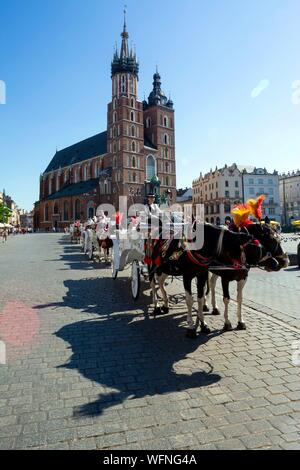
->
[120,5,129,58]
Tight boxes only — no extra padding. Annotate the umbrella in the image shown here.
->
[292,220,300,226]
[0,223,5,228]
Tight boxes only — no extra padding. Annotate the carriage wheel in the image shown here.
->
[111,249,118,279]
[131,260,140,301]
[88,246,94,260]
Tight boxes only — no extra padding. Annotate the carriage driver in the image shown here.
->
[144,193,162,219]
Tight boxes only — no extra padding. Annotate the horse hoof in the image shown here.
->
[203,305,209,313]
[153,307,162,316]
[212,308,220,316]
[186,329,197,339]
[200,324,211,334]
[161,306,169,314]
[236,322,246,330]
[223,322,233,332]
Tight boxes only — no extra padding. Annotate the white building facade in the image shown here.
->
[241,167,280,222]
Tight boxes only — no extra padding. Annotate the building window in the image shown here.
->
[146,117,151,128]
[132,156,136,168]
[249,178,254,184]
[113,98,117,109]
[113,156,117,169]
[131,97,135,108]
[225,190,230,198]
[258,179,264,185]
[63,201,69,221]
[132,141,136,152]
[146,155,156,180]
[45,204,49,221]
[235,181,239,188]
[130,111,135,122]
[163,116,168,127]
[131,125,135,137]
[164,133,169,145]
[75,199,81,220]
[165,162,169,173]
[113,111,117,123]
[121,75,126,94]
[225,180,229,187]
[224,203,231,213]
[249,187,254,194]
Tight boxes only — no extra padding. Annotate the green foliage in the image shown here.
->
[0,202,12,223]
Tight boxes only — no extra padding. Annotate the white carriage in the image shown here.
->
[110,224,147,300]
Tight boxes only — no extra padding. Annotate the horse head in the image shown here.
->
[244,224,289,271]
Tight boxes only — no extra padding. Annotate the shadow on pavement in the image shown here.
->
[55,313,221,418]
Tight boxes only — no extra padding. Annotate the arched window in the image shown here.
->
[83,166,87,181]
[146,117,151,128]
[113,111,117,123]
[113,98,117,109]
[54,203,59,214]
[132,172,136,183]
[146,155,156,180]
[45,204,49,221]
[131,125,135,137]
[165,162,169,173]
[75,199,81,220]
[130,111,135,122]
[164,116,168,127]
[166,176,169,187]
[56,174,60,192]
[121,75,126,94]
[74,167,80,184]
[132,156,136,168]
[113,156,117,168]
[164,133,169,145]
[113,126,117,138]
[164,148,169,159]
[87,201,94,219]
[94,162,98,178]
[63,201,69,221]
[131,97,135,108]
[132,141,135,152]
[64,170,68,183]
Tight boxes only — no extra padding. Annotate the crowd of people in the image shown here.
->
[0,226,33,243]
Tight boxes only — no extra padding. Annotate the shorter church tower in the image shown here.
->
[143,70,176,204]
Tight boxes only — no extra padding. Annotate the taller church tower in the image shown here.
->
[107,11,145,206]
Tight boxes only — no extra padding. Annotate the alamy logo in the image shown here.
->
[0,80,6,104]
[0,340,6,365]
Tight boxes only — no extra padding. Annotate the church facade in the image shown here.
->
[35,16,176,230]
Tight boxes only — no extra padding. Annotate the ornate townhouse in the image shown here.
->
[279,170,300,225]
[35,15,176,230]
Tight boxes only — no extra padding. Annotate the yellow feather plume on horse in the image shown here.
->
[231,195,266,227]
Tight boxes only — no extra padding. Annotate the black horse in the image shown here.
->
[209,223,289,331]
[148,223,271,338]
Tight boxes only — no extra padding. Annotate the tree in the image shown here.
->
[0,202,12,223]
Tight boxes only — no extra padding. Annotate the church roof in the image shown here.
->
[45,178,100,201]
[44,131,107,173]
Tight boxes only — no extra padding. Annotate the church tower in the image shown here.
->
[107,10,145,206]
[143,69,176,204]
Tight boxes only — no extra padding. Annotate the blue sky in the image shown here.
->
[1,0,300,210]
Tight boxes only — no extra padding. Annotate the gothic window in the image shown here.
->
[121,75,126,94]
[113,111,117,123]
[131,97,135,108]
[63,201,69,221]
[113,98,117,109]
[83,165,87,181]
[64,170,68,183]
[164,116,168,127]
[113,142,117,153]
[56,174,60,192]
[94,162,98,178]
[131,125,135,137]
[45,204,49,221]
[164,147,169,159]
[113,126,117,138]
[164,134,169,145]
[113,156,117,168]
[146,155,156,180]
[54,203,59,214]
[146,117,151,128]
[130,111,135,122]
[75,199,81,220]
[132,156,136,168]
[132,141,135,152]
[132,172,136,183]
[166,176,169,187]
[165,162,169,173]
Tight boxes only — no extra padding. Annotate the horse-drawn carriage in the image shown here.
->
[70,222,82,244]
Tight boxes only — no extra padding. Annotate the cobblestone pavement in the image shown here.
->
[0,234,300,450]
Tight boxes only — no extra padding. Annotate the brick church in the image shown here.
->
[35,14,176,230]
